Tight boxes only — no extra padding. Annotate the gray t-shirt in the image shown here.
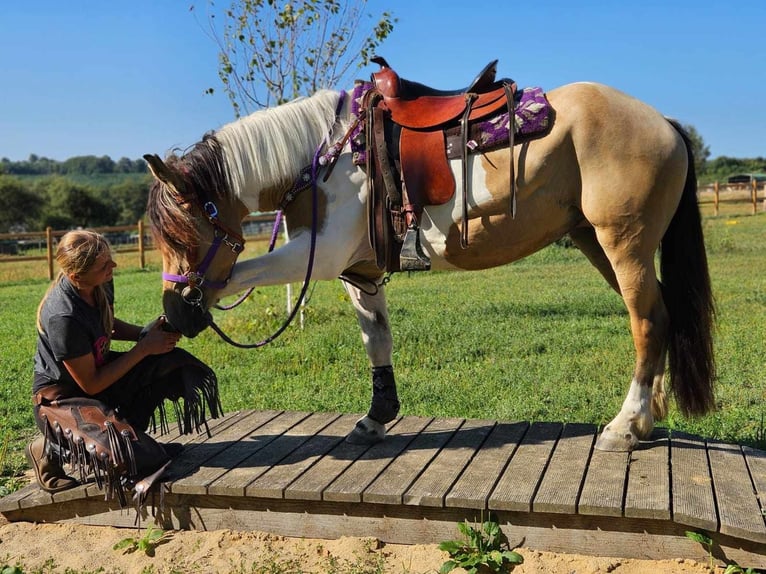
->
[33,277,114,394]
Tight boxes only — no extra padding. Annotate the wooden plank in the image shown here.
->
[743,445,766,520]
[489,422,562,512]
[708,439,766,542]
[206,412,335,497]
[403,419,495,507]
[155,408,246,447]
[670,431,717,532]
[167,410,286,495]
[363,417,463,505]
[245,414,355,498]
[625,428,670,520]
[445,421,528,510]
[322,416,432,503]
[283,418,392,501]
[0,483,40,512]
[533,423,596,514]
[578,443,629,517]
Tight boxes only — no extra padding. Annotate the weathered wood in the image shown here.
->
[283,417,387,501]
[5,410,766,563]
[624,428,670,520]
[445,421,528,510]
[322,415,432,503]
[670,431,717,532]
[246,414,356,498]
[743,445,766,522]
[167,410,285,495]
[533,423,596,514]
[206,412,333,497]
[578,443,629,517]
[489,422,562,512]
[403,418,495,507]
[364,417,463,505]
[708,439,766,542]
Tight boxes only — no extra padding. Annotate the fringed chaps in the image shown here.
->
[34,348,222,507]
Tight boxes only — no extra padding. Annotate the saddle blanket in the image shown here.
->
[350,82,552,166]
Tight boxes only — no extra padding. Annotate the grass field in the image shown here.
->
[1,207,764,493]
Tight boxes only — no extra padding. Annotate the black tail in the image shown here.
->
[660,120,716,416]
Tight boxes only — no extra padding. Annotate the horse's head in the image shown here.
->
[144,152,249,337]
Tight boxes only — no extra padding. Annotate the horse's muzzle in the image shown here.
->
[162,290,211,338]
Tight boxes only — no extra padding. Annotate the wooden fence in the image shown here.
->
[0,213,280,281]
[697,179,765,216]
[1,180,763,280]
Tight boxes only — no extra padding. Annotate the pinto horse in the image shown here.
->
[144,75,715,452]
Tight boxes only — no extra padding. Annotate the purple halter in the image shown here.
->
[162,200,245,307]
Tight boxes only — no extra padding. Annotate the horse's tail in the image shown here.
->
[660,119,716,417]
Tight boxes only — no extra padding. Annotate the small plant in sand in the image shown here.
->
[439,518,523,573]
[113,525,167,557]
[685,531,760,574]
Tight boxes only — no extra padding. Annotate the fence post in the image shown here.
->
[138,220,145,269]
[46,227,54,280]
[752,179,757,215]
[713,181,719,216]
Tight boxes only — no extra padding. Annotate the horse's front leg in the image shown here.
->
[342,280,400,445]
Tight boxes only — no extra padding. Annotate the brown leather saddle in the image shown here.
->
[364,57,517,271]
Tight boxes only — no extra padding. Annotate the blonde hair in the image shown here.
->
[36,230,114,336]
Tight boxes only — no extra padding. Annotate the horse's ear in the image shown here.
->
[143,154,184,194]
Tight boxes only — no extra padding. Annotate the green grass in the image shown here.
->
[1,213,765,490]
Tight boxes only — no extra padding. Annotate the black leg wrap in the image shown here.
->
[367,365,400,424]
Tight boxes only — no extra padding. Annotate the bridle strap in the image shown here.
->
[162,201,245,293]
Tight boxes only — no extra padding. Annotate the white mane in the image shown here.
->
[214,90,342,212]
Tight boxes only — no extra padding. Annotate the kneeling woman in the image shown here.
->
[29,230,222,503]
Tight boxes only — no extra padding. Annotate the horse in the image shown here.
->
[143,66,715,452]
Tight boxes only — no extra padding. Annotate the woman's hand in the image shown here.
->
[136,317,181,355]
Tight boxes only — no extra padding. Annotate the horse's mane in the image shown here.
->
[216,89,341,206]
[147,89,342,259]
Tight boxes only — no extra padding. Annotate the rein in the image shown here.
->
[204,90,347,348]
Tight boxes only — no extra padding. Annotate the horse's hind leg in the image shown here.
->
[571,226,669,423]
[342,280,400,445]
[590,228,670,451]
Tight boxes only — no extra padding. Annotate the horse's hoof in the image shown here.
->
[595,426,639,452]
[345,416,385,445]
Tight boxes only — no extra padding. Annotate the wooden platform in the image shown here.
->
[2,410,765,567]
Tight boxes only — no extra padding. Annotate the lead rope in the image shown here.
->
[207,91,346,348]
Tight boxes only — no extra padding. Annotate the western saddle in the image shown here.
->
[364,56,517,272]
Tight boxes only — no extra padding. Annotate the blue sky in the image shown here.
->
[1,1,764,162]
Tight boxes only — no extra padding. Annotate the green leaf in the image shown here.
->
[685,530,713,546]
[112,538,137,551]
[438,540,463,554]
[439,559,458,574]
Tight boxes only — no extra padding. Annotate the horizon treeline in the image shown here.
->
[0,154,147,176]
[0,152,765,235]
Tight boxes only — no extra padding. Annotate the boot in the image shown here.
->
[25,436,79,493]
[367,365,400,424]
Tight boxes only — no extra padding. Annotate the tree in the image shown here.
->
[682,124,710,175]
[41,177,117,228]
[99,177,152,225]
[0,175,41,232]
[198,0,396,115]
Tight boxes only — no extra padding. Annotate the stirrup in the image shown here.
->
[400,225,431,271]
